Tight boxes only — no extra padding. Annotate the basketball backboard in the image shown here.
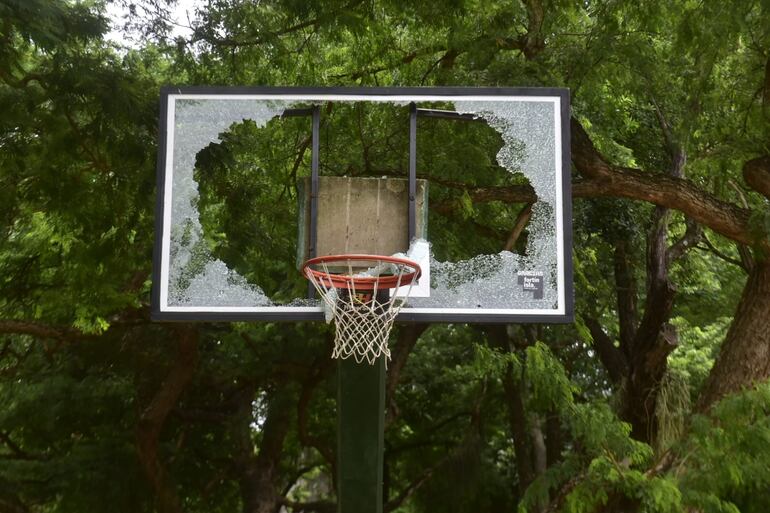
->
[152,87,572,323]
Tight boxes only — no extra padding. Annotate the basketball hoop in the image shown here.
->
[302,254,422,364]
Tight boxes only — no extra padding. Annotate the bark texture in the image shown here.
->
[136,326,199,513]
[585,216,683,443]
[743,155,770,199]
[386,324,429,426]
[234,386,294,513]
[570,118,759,248]
[504,361,536,493]
[698,259,770,409]
[485,325,560,494]
[621,206,678,442]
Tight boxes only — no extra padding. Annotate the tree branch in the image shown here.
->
[383,456,447,512]
[637,206,675,351]
[762,56,770,109]
[297,355,336,469]
[666,217,703,264]
[521,0,545,59]
[192,1,364,48]
[485,325,537,491]
[0,68,45,89]
[613,239,638,355]
[650,96,686,177]
[281,498,336,513]
[63,110,109,173]
[697,233,747,270]
[334,45,447,81]
[386,411,471,456]
[385,324,429,426]
[384,405,483,513]
[504,203,533,252]
[136,326,198,513]
[281,463,326,497]
[743,154,770,200]
[583,316,629,385]
[0,432,44,461]
[623,200,678,441]
[570,118,764,249]
[0,320,78,341]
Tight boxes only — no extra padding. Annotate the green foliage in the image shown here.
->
[472,342,666,512]
[654,371,691,454]
[668,316,731,396]
[195,116,310,300]
[678,383,770,513]
[526,381,770,513]
[512,344,668,513]
[524,343,577,412]
[0,335,148,512]
[2,0,770,512]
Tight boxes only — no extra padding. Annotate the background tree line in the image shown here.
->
[1,0,769,512]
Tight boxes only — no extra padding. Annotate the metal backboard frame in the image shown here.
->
[152,86,573,323]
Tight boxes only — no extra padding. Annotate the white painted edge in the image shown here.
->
[553,99,566,316]
[161,306,566,315]
[166,94,562,103]
[159,99,175,310]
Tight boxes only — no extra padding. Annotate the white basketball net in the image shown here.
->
[305,258,419,365]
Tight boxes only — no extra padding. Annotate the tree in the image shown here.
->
[2,0,770,512]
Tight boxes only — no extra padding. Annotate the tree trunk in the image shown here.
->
[234,386,293,513]
[530,416,548,476]
[485,326,537,494]
[614,239,638,354]
[136,326,198,513]
[544,412,563,467]
[698,258,770,409]
[587,210,682,445]
[385,324,429,426]
[504,361,536,494]
[621,206,678,443]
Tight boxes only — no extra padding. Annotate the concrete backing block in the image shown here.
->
[297,176,428,266]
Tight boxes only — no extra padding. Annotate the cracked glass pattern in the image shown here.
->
[409,100,559,310]
[162,96,563,313]
[167,99,296,306]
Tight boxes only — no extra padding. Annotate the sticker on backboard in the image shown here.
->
[517,271,544,300]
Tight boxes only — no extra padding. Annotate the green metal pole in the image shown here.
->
[337,357,386,513]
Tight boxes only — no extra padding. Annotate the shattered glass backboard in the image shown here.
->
[152,87,572,322]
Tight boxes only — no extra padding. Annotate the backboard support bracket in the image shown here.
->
[308,105,321,298]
